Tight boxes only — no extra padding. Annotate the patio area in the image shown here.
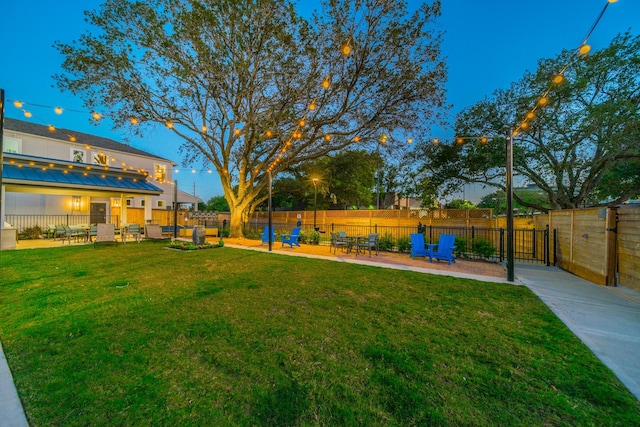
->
[9,235,508,279]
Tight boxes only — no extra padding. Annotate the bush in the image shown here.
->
[299,229,320,244]
[378,233,395,252]
[454,236,468,258]
[19,225,43,240]
[167,241,216,250]
[242,227,260,239]
[471,238,496,259]
[397,236,412,253]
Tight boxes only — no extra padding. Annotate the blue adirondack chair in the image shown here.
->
[281,227,301,248]
[260,226,276,244]
[425,234,456,265]
[410,233,430,259]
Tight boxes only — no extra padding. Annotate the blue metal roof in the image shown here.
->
[3,160,162,195]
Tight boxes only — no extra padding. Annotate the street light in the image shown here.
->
[312,177,318,231]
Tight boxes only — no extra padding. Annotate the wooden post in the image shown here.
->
[605,207,617,286]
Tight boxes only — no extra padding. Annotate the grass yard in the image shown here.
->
[0,243,639,426]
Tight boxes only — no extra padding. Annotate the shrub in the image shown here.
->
[167,241,216,250]
[378,233,395,252]
[471,238,496,259]
[19,225,43,240]
[397,236,412,253]
[242,227,260,239]
[299,229,320,244]
[454,236,468,258]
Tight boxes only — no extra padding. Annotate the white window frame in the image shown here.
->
[71,148,86,163]
[154,163,167,182]
[4,136,22,154]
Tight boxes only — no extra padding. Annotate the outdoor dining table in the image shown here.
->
[345,235,368,256]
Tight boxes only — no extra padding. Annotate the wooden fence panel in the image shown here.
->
[618,206,640,292]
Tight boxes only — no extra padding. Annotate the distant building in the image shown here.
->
[1,118,199,227]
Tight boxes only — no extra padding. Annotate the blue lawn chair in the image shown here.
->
[425,234,456,265]
[281,227,301,248]
[410,233,430,259]
[260,226,276,244]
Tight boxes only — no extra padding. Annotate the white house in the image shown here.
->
[1,118,200,233]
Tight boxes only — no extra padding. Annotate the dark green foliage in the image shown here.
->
[397,236,412,253]
[472,238,497,259]
[378,233,395,251]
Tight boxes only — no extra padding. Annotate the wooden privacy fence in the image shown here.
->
[533,206,640,292]
[252,206,640,292]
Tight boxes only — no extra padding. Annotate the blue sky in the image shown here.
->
[1,0,638,203]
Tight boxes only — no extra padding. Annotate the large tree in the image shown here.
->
[409,32,640,212]
[55,0,447,236]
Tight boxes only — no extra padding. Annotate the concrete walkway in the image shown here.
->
[516,264,640,399]
[1,254,639,425]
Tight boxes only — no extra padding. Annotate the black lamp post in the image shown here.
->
[312,177,318,231]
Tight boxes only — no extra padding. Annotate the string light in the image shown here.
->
[54,107,63,114]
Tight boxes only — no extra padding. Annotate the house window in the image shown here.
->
[157,200,165,208]
[141,200,145,207]
[4,137,22,154]
[93,151,109,166]
[126,199,132,207]
[71,148,86,163]
[154,164,166,182]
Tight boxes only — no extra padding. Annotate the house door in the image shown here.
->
[90,203,107,224]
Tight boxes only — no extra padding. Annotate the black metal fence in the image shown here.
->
[250,222,552,265]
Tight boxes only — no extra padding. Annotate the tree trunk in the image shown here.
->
[229,207,245,238]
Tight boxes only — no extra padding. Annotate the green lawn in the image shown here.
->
[0,243,638,426]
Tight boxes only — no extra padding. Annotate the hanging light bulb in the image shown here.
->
[456,137,464,145]
[299,119,306,127]
[480,137,488,144]
[407,138,413,144]
[48,125,55,132]
[324,134,331,142]
[166,121,173,129]
[513,130,519,136]
[353,136,360,142]
[130,117,139,125]
[520,121,529,129]
[92,112,101,120]
[265,130,273,138]
[13,101,23,108]
[433,138,439,144]
[201,125,207,132]
[309,102,316,111]
[69,136,76,142]
[553,74,564,84]
[322,78,330,90]
[579,44,591,55]
[24,110,32,118]
[538,96,549,106]
[235,128,241,135]
[526,111,535,120]
[54,107,63,114]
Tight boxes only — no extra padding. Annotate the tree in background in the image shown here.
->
[445,199,475,209]
[55,0,446,236]
[200,196,230,212]
[408,32,640,212]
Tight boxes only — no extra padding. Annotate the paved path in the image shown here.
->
[2,254,639,425]
[516,264,640,399]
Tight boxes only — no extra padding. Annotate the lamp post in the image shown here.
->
[312,177,318,231]
[506,130,515,282]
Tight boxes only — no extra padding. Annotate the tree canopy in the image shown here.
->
[55,0,447,236]
[408,32,640,212]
